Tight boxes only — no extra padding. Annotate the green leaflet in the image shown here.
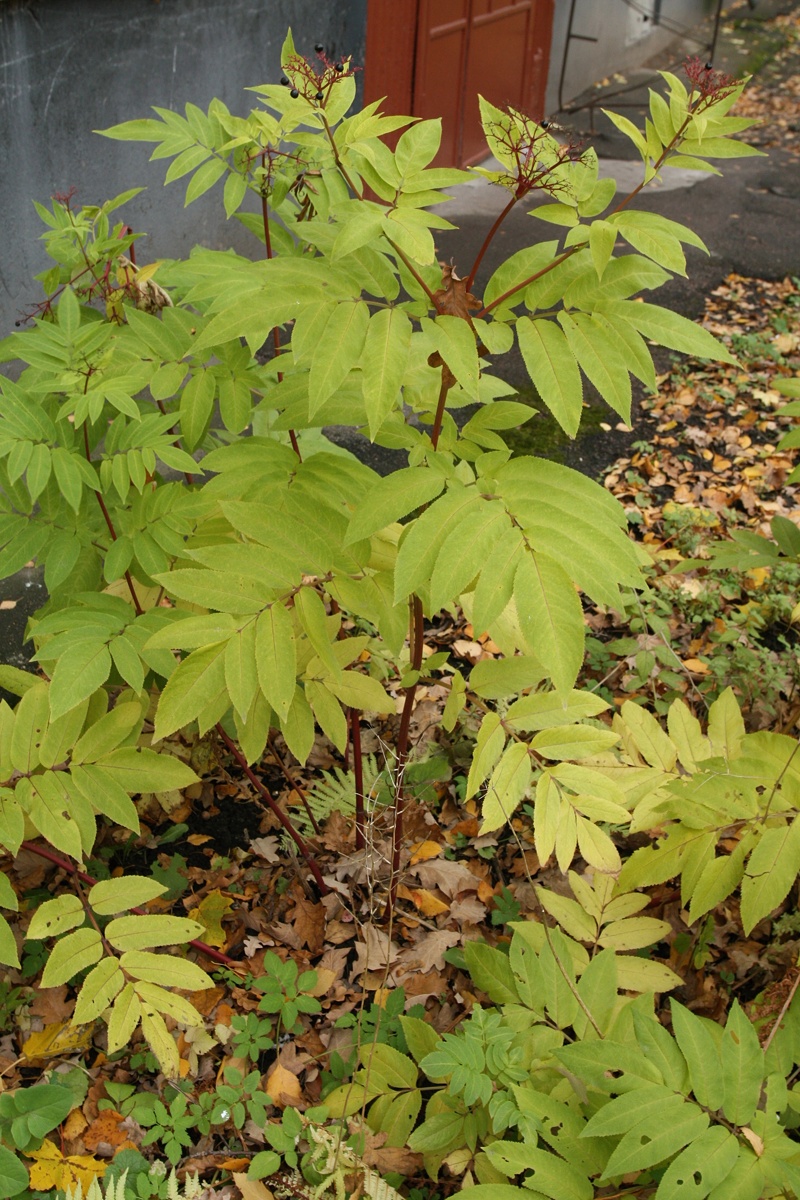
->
[421,314,480,398]
[655,1127,739,1200]
[73,958,125,1024]
[88,875,167,915]
[105,914,203,953]
[517,317,583,436]
[485,1141,593,1200]
[394,485,482,604]
[151,568,272,614]
[27,894,84,940]
[514,550,584,694]
[558,310,632,423]
[224,621,259,720]
[9,682,50,774]
[106,984,142,1055]
[480,741,532,833]
[48,640,113,721]
[471,523,525,633]
[345,467,445,544]
[41,927,103,988]
[308,300,370,416]
[153,641,228,741]
[740,816,800,935]
[483,241,560,315]
[600,299,737,364]
[361,307,412,437]
[255,603,296,722]
[720,1001,763,1126]
[429,498,509,612]
[70,701,142,765]
[118,950,213,991]
[671,1000,725,1112]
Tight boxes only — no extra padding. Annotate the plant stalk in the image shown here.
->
[215,724,329,895]
[383,593,424,920]
[351,708,365,851]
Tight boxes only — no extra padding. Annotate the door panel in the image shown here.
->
[365,0,553,167]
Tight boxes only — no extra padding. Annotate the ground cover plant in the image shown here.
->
[1,20,800,1200]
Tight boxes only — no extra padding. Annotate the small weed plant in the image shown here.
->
[1,30,800,1200]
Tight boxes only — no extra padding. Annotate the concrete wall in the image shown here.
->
[0,0,366,333]
[546,0,717,115]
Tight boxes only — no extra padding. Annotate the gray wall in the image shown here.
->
[546,0,717,115]
[0,0,366,332]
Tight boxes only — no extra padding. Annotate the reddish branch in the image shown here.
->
[215,724,329,895]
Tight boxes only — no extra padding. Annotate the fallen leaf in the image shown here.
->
[306,967,337,998]
[363,1145,424,1174]
[27,1138,106,1193]
[249,836,280,862]
[232,1173,275,1200]
[682,658,710,674]
[409,839,443,864]
[83,1110,129,1153]
[189,985,226,1016]
[188,889,234,948]
[264,1062,302,1108]
[63,1110,88,1141]
[740,1126,764,1156]
[287,895,325,954]
[413,858,479,898]
[22,1021,95,1063]
[400,929,461,972]
[397,885,450,917]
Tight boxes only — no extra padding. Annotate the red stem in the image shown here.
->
[267,730,321,836]
[383,594,424,921]
[465,194,517,294]
[215,724,329,895]
[351,708,365,851]
[20,841,236,965]
[82,393,144,616]
[430,372,453,451]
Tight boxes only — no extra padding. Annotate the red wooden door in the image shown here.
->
[364,0,553,168]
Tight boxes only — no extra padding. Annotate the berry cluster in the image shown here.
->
[684,56,737,102]
[278,44,355,108]
[487,107,584,201]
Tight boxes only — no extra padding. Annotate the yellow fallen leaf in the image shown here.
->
[409,840,442,865]
[219,1158,250,1172]
[398,886,449,917]
[740,1126,764,1157]
[28,1138,106,1193]
[682,658,710,675]
[63,1109,88,1140]
[22,1020,94,1063]
[745,567,770,588]
[264,1062,302,1108]
[188,888,234,948]
[306,967,337,998]
[233,1173,275,1200]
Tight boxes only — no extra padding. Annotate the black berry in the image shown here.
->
[541,120,551,129]
[315,42,325,53]
[315,91,324,102]
[280,75,289,86]
[290,88,299,98]
[705,61,713,70]
[334,62,344,73]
